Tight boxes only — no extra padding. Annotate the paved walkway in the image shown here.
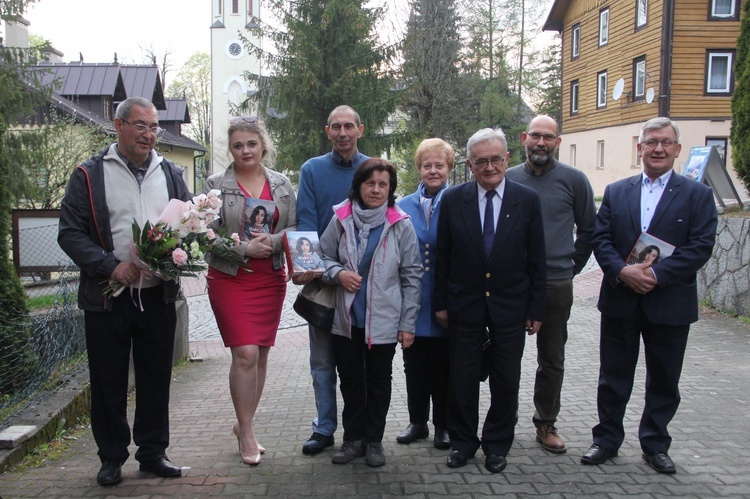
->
[1,269,750,497]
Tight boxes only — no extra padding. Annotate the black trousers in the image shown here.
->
[332,327,396,443]
[402,336,449,428]
[84,286,176,464]
[593,307,690,454]
[447,320,526,457]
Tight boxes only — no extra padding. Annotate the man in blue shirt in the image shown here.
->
[295,105,370,455]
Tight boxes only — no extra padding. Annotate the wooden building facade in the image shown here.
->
[544,0,746,196]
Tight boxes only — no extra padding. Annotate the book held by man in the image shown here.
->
[283,231,325,277]
[626,232,676,265]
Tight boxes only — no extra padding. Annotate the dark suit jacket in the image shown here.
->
[592,172,717,326]
[434,179,546,327]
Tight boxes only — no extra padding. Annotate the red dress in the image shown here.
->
[207,181,286,347]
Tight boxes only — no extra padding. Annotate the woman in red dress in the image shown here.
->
[204,116,297,465]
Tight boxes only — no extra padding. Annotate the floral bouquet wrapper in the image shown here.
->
[103,190,245,300]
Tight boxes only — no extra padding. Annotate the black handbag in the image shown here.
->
[293,279,336,330]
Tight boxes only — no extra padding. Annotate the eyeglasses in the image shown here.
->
[230,115,259,124]
[471,156,506,168]
[121,119,164,137]
[527,132,558,142]
[641,139,677,148]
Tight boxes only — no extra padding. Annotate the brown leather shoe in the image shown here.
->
[536,424,567,453]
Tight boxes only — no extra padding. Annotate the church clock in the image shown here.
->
[225,40,244,59]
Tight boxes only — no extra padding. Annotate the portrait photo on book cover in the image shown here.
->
[242,198,276,240]
[626,232,676,265]
[283,231,325,276]
[683,152,709,182]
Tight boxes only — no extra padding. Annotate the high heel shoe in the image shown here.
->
[233,424,265,463]
[232,423,265,453]
[241,453,261,465]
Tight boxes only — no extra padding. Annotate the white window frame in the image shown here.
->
[706,51,733,94]
[597,71,608,108]
[571,80,579,114]
[599,8,610,46]
[572,24,580,59]
[597,140,605,169]
[632,136,641,168]
[637,0,648,28]
[711,0,737,18]
[214,0,222,17]
[231,0,239,14]
[634,58,646,98]
[570,144,577,167]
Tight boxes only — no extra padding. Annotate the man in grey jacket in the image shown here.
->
[58,97,190,486]
[506,115,596,453]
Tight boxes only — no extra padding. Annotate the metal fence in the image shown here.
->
[1,265,85,431]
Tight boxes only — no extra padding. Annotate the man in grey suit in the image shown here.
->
[581,117,717,474]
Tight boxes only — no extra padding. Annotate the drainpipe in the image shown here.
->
[659,0,675,117]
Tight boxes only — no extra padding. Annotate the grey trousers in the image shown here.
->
[533,278,574,427]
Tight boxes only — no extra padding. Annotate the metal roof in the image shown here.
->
[28,63,204,152]
[120,65,166,109]
[46,92,113,131]
[159,99,191,123]
[159,129,207,152]
[33,63,126,99]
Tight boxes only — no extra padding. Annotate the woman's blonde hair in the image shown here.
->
[414,138,455,170]
[227,115,277,167]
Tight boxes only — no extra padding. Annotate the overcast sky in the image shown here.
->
[25,0,210,70]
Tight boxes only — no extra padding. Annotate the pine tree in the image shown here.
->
[535,38,562,124]
[401,0,464,142]
[0,0,42,396]
[242,0,398,176]
[730,0,750,193]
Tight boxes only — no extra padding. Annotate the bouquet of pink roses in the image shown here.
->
[104,189,246,297]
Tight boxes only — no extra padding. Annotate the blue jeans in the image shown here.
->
[309,325,337,436]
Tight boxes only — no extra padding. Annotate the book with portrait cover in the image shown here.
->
[242,198,276,240]
[283,231,325,277]
[626,232,676,265]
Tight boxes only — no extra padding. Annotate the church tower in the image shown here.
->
[210,0,262,172]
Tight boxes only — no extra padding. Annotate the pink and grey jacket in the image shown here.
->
[319,200,422,346]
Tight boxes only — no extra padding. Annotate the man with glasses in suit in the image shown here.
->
[581,117,717,474]
[435,127,546,473]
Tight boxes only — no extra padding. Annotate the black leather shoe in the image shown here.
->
[433,427,451,450]
[139,455,182,477]
[302,432,335,455]
[96,460,122,486]
[643,452,676,474]
[446,450,472,468]
[485,454,507,473]
[581,444,618,465]
[396,423,429,444]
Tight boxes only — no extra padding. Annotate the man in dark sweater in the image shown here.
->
[506,115,596,453]
[294,106,370,456]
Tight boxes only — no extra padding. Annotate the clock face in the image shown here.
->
[225,41,244,59]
